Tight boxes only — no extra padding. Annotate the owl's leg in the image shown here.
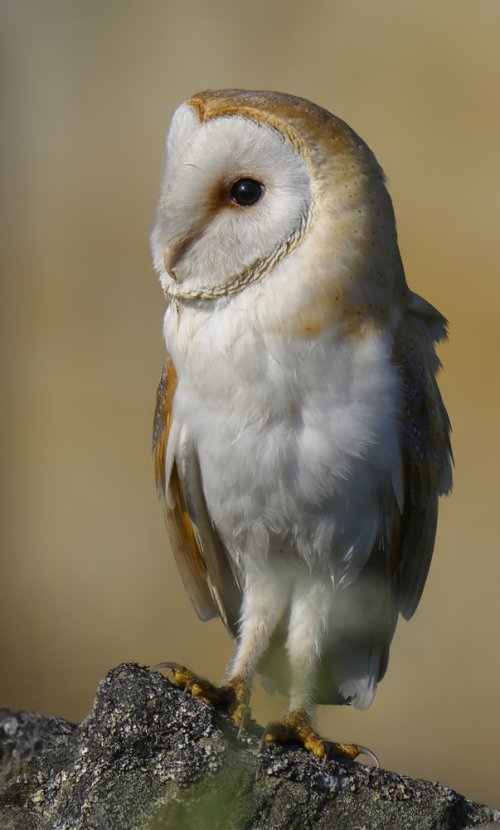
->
[261,577,379,765]
[159,573,288,732]
[221,573,290,730]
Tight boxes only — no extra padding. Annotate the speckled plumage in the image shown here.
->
[151,89,452,727]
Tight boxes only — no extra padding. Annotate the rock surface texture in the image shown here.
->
[0,663,498,830]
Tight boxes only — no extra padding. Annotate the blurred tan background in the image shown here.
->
[1,0,499,809]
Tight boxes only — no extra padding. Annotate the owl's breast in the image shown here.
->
[166,302,403,585]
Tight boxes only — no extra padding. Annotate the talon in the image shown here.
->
[150,663,252,731]
[234,704,251,737]
[352,744,380,768]
[324,740,359,762]
[151,661,185,680]
[260,709,379,766]
[323,740,379,766]
[156,662,203,695]
[260,720,288,752]
[151,660,182,673]
[260,710,328,757]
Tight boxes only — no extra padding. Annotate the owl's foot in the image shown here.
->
[155,662,250,732]
[261,708,379,766]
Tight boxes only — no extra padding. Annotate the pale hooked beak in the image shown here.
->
[163,246,180,280]
[163,230,203,281]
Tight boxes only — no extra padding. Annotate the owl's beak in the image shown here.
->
[164,246,180,280]
[163,231,201,280]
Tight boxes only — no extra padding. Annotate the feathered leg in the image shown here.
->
[160,571,288,731]
[261,577,379,764]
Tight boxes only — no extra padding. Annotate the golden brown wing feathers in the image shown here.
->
[153,359,242,628]
[153,360,218,621]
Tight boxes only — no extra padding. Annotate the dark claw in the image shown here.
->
[354,744,380,768]
[236,705,251,738]
[150,663,196,695]
[150,661,183,675]
[323,741,380,768]
[258,721,281,752]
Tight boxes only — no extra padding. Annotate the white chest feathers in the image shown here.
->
[166,303,403,589]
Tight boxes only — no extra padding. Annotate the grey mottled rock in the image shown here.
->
[0,663,498,829]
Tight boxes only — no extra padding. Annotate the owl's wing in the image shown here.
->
[153,360,241,633]
[392,292,453,620]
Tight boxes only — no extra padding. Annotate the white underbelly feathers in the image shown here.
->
[167,307,403,592]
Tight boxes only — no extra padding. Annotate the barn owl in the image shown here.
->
[151,89,452,762]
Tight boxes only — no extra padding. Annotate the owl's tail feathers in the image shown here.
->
[317,552,399,709]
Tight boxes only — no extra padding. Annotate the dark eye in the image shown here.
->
[229,178,264,207]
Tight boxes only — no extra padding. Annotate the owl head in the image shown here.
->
[151,89,406,334]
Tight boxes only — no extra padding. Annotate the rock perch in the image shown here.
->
[0,663,498,829]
